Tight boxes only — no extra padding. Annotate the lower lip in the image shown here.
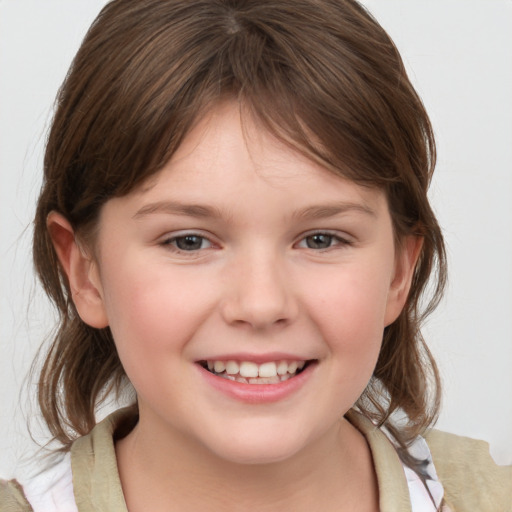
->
[197,363,316,404]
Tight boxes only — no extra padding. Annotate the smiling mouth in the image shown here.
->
[199,359,313,384]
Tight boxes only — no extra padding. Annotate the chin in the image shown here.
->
[200,423,315,466]
[212,441,301,466]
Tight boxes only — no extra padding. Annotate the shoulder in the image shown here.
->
[1,452,76,512]
[425,429,512,511]
[0,479,33,512]
[69,407,134,511]
[0,408,134,512]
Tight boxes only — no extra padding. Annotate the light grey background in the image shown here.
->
[1,0,511,479]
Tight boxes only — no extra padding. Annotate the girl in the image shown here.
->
[1,0,510,510]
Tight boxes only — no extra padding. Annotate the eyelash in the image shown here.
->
[296,232,352,250]
[160,231,352,254]
[161,233,213,253]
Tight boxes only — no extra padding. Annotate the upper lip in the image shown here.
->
[195,352,313,364]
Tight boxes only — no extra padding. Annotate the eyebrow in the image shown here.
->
[133,200,376,221]
[293,202,377,220]
[133,201,224,220]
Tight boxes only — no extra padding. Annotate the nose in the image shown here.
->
[220,251,298,330]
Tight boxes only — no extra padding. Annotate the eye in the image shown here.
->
[296,232,350,250]
[304,233,335,249]
[163,234,212,252]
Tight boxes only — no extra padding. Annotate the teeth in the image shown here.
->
[249,376,280,384]
[239,361,259,378]
[214,361,225,373]
[287,361,298,373]
[205,359,308,382]
[225,361,239,375]
[258,362,277,378]
[277,361,288,375]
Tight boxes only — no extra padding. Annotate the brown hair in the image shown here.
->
[33,0,446,449]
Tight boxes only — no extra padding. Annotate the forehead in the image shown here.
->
[133,101,388,213]
[92,100,397,268]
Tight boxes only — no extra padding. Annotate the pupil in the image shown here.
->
[176,235,202,250]
[307,234,332,249]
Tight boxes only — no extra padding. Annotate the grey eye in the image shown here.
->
[174,235,207,251]
[304,234,334,249]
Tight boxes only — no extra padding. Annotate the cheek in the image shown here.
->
[99,269,206,406]
[300,262,393,353]
[310,263,392,315]
[99,260,217,367]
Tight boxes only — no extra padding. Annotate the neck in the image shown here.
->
[115,412,378,512]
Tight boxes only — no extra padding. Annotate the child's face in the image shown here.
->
[77,102,417,464]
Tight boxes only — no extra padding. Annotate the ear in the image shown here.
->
[384,235,423,326]
[47,212,109,328]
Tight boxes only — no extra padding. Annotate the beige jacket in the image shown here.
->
[1,409,511,511]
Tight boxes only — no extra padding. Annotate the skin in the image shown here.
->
[49,102,421,511]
